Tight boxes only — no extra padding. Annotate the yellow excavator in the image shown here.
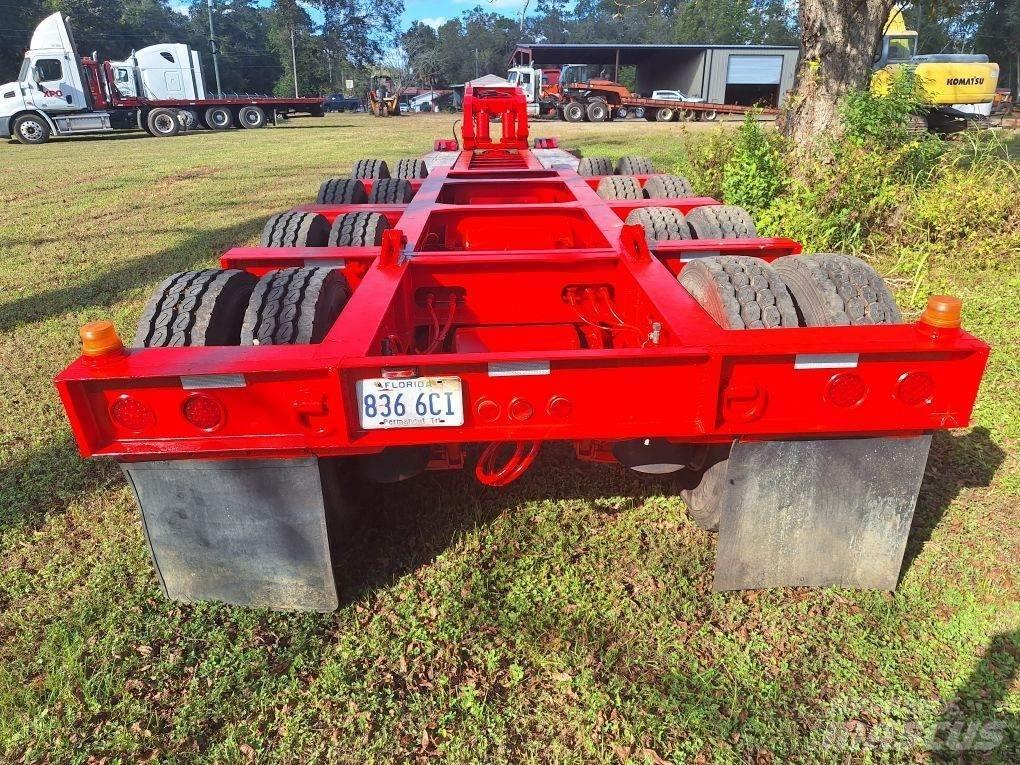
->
[872,7,1000,133]
[368,74,400,117]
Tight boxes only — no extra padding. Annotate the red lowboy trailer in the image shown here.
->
[55,82,988,610]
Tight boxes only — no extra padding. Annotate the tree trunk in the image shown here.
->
[779,0,900,143]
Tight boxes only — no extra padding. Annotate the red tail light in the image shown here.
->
[110,395,155,432]
[182,394,225,431]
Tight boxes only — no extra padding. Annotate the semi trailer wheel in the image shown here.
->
[393,158,428,179]
[241,267,351,345]
[562,102,586,123]
[700,110,719,122]
[596,175,643,200]
[134,269,257,347]
[367,178,413,204]
[655,108,675,122]
[238,105,266,129]
[679,255,798,330]
[685,205,757,239]
[586,99,610,122]
[328,211,391,246]
[642,174,693,198]
[576,156,613,176]
[681,459,727,531]
[317,178,367,204]
[204,105,232,129]
[261,211,331,247]
[11,114,51,144]
[351,159,390,179]
[147,108,181,137]
[624,207,692,241]
[772,253,902,326]
[614,156,656,174]
[633,107,646,119]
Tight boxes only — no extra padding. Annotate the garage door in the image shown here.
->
[726,55,783,85]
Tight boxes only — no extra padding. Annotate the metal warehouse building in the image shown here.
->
[511,43,800,107]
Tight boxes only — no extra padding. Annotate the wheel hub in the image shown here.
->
[20,120,43,139]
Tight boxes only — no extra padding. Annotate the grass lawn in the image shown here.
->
[0,113,1017,763]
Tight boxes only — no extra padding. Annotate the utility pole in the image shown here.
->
[290,26,299,97]
[474,48,479,79]
[206,0,222,96]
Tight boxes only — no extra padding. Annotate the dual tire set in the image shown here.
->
[133,157,428,352]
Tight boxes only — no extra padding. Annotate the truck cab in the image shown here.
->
[109,44,207,101]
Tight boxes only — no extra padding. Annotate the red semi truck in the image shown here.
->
[55,82,988,611]
[1,14,324,144]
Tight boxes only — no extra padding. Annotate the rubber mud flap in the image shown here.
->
[122,457,347,611]
[713,435,933,591]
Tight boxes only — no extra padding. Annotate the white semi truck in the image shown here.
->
[1,13,325,145]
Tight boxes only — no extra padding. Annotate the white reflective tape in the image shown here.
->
[307,258,345,269]
[487,361,551,377]
[181,374,247,389]
[794,353,859,370]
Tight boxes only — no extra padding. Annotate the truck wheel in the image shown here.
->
[614,156,656,174]
[261,211,331,247]
[328,211,391,246]
[596,176,643,200]
[655,108,675,122]
[643,174,693,198]
[576,156,613,176]
[367,178,413,204]
[238,106,266,129]
[615,107,629,119]
[624,207,692,241]
[241,267,351,345]
[317,178,367,204]
[147,109,181,137]
[701,110,718,122]
[204,106,232,130]
[134,269,257,347]
[685,205,757,239]
[681,459,727,532]
[634,107,646,119]
[394,158,428,179]
[12,114,51,145]
[772,253,902,326]
[586,99,610,122]
[562,102,586,123]
[351,159,390,179]
[679,255,798,329]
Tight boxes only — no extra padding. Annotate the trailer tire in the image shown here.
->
[700,110,718,122]
[681,459,727,532]
[562,102,586,123]
[625,207,692,241]
[367,178,414,204]
[614,156,656,174]
[642,174,693,198]
[655,108,675,122]
[577,156,613,176]
[317,178,367,204]
[394,158,428,179]
[351,159,390,179]
[147,108,181,137]
[633,107,646,119]
[204,106,232,130]
[679,255,798,329]
[596,175,643,200]
[261,211,331,247]
[238,105,266,129]
[772,253,902,326]
[328,211,391,246]
[11,114,51,145]
[685,205,757,239]
[586,98,610,122]
[134,269,257,347]
[241,267,351,346]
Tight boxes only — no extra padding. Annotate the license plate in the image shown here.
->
[356,376,464,430]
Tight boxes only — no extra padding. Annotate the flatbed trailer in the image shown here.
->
[55,82,988,611]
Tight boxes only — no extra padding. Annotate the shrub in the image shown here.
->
[720,112,787,216]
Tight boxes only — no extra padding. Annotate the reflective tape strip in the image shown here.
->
[307,258,345,269]
[487,361,551,377]
[794,353,859,370]
[181,374,247,389]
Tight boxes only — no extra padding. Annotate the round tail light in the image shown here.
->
[182,394,225,431]
[110,395,155,432]
[897,372,934,406]
[826,373,867,408]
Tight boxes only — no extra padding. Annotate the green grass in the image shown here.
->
[1,114,1017,763]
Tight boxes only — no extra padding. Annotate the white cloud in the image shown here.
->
[419,16,448,29]
[169,1,189,14]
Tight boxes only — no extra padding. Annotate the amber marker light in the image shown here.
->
[919,295,962,329]
[79,320,124,357]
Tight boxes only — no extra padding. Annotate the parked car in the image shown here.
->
[651,89,705,103]
[324,94,362,112]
